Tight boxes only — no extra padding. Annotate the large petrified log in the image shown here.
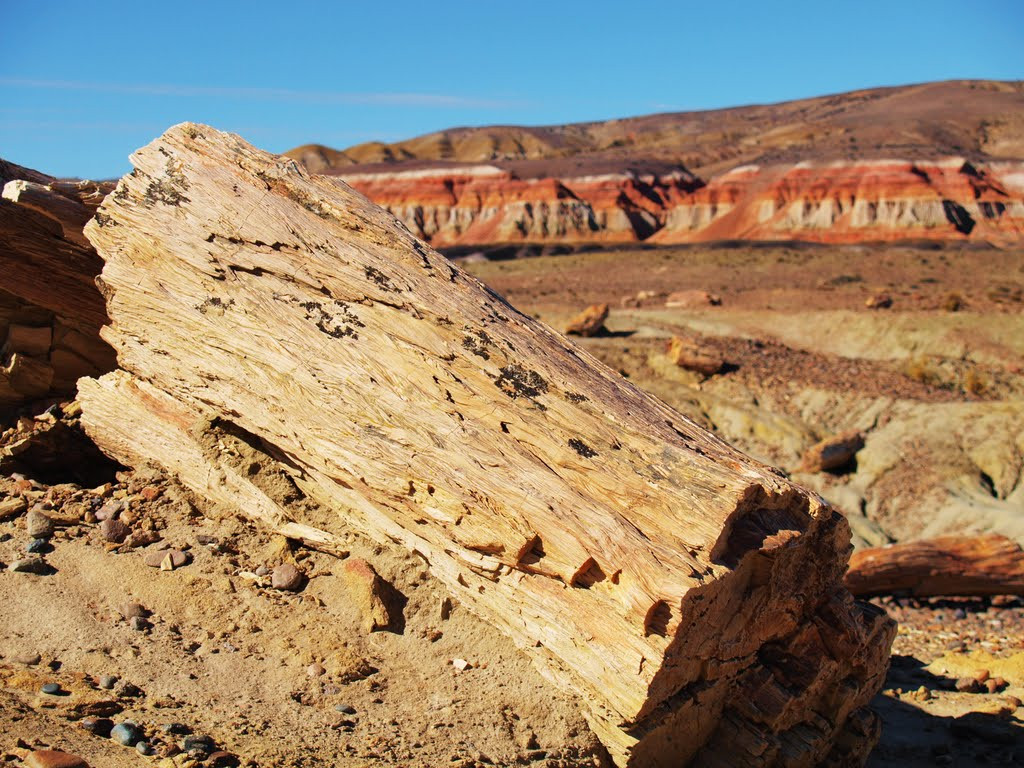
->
[77,124,895,767]
[845,534,1024,598]
[0,160,116,410]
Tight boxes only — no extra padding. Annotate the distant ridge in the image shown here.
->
[286,81,1024,247]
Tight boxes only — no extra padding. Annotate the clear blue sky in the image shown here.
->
[2,0,1022,179]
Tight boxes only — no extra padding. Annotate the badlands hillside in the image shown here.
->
[287,80,1024,248]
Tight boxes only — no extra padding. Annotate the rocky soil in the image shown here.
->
[2,240,1023,766]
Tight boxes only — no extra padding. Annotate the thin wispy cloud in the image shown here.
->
[0,78,524,110]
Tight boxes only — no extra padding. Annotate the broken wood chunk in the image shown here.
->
[78,123,894,767]
[800,430,865,473]
[565,302,609,337]
[666,335,725,376]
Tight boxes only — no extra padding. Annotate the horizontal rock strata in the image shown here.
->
[78,123,895,766]
[335,159,1024,248]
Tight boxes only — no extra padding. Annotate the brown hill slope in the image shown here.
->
[287,80,1024,178]
[285,81,1024,248]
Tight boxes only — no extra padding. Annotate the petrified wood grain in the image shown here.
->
[78,123,895,766]
[846,534,1024,598]
[0,163,116,409]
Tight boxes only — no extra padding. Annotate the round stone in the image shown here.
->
[26,538,49,553]
[26,509,55,539]
[270,563,305,591]
[41,682,62,695]
[335,704,356,714]
[99,674,117,690]
[135,741,153,755]
[110,721,143,747]
[182,734,215,754]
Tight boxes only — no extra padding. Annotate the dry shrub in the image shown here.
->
[901,356,948,388]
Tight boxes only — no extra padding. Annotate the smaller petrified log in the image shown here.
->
[665,290,721,309]
[564,302,609,336]
[845,534,1024,597]
[666,336,725,376]
[800,430,864,473]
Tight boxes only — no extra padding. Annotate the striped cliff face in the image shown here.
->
[652,159,1024,244]
[338,166,702,247]
[336,159,1024,248]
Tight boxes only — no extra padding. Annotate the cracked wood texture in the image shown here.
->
[77,124,895,767]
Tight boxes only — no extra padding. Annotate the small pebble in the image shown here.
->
[183,734,215,754]
[110,721,143,746]
[10,556,49,574]
[26,538,49,553]
[953,608,967,620]
[136,741,153,756]
[160,722,189,735]
[254,565,270,577]
[452,658,471,671]
[41,682,62,695]
[140,486,162,502]
[270,563,305,591]
[100,518,131,543]
[335,704,356,714]
[118,681,144,698]
[130,615,149,631]
[307,663,326,677]
[26,508,55,539]
[955,677,981,693]
[985,679,1000,694]
[120,601,148,619]
[99,674,117,689]
[974,668,991,683]
[95,499,122,520]
[12,651,41,665]
[144,548,189,569]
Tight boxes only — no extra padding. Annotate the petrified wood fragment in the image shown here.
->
[78,124,895,766]
[846,534,1024,598]
[0,161,116,409]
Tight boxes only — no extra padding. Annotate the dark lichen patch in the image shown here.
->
[568,438,597,458]
[494,364,548,402]
[143,157,191,207]
[461,330,493,360]
[285,186,332,219]
[93,212,116,228]
[364,265,399,292]
[565,392,588,404]
[196,297,235,316]
[144,177,190,207]
[299,299,363,340]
